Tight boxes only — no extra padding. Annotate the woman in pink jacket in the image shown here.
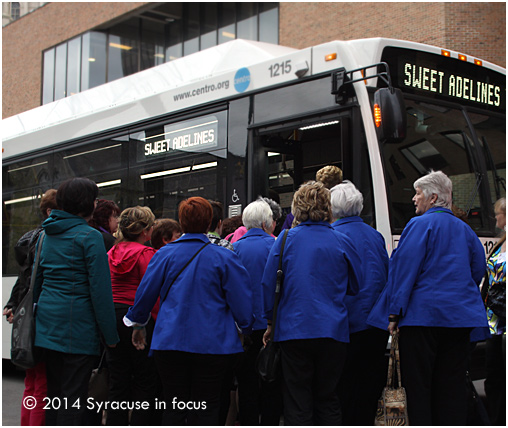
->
[106,206,158,425]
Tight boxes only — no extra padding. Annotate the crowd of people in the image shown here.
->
[3,167,505,426]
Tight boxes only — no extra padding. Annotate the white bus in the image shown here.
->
[2,38,505,358]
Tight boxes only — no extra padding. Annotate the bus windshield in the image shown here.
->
[381,98,505,234]
[380,45,505,236]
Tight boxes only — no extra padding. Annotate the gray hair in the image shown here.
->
[259,197,282,221]
[242,199,274,230]
[413,171,452,209]
[330,180,363,218]
[494,197,506,215]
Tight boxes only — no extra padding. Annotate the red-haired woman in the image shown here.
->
[124,197,254,425]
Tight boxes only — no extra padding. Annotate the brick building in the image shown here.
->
[2,2,506,119]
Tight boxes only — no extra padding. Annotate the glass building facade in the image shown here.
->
[42,2,279,104]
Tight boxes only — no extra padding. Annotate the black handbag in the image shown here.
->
[257,229,289,383]
[11,232,45,370]
[88,350,109,402]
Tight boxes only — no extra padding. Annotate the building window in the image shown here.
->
[11,2,20,21]
[108,18,140,82]
[42,49,55,105]
[41,2,279,104]
[81,32,107,91]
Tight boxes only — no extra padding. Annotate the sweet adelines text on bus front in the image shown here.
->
[403,62,502,107]
[381,46,505,113]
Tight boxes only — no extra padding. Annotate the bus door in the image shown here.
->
[254,116,342,215]
[249,109,376,230]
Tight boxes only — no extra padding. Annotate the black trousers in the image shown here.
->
[398,326,471,426]
[154,350,239,426]
[236,329,264,425]
[105,305,160,426]
[44,349,97,426]
[338,328,389,425]
[236,329,283,426]
[280,338,347,426]
[485,334,506,426]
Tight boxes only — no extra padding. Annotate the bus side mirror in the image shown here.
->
[374,88,406,143]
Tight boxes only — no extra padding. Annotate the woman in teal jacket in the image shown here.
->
[33,178,119,426]
[368,171,488,426]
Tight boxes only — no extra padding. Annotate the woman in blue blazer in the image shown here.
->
[330,180,389,425]
[368,171,488,425]
[124,197,254,425]
[262,181,362,426]
[233,198,277,425]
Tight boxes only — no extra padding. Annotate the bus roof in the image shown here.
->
[2,38,505,160]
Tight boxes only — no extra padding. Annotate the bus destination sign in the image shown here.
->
[403,63,501,107]
[381,47,505,113]
[139,112,226,161]
[145,118,218,157]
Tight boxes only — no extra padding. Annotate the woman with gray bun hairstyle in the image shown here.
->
[259,196,282,225]
[368,170,488,425]
[330,180,389,425]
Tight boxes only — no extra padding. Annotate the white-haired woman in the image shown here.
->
[368,170,488,425]
[233,198,279,425]
[330,181,389,425]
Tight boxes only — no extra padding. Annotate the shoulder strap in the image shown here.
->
[161,241,210,304]
[28,231,45,294]
[269,229,289,340]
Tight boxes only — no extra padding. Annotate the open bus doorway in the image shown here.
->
[250,117,345,225]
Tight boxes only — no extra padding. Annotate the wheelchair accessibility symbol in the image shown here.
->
[232,189,240,203]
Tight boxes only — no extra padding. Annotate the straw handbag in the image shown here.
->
[375,331,409,426]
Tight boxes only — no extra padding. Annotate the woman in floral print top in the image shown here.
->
[484,197,506,426]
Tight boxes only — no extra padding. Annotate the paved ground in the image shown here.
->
[3,360,25,426]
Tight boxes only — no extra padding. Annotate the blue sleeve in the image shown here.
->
[281,213,294,231]
[221,252,255,335]
[470,234,487,286]
[388,220,429,317]
[84,230,119,346]
[338,233,362,296]
[261,238,282,321]
[125,251,166,326]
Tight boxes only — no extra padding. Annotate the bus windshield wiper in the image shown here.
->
[482,136,505,199]
[466,172,483,216]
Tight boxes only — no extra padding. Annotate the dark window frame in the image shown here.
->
[40,3,279,105]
